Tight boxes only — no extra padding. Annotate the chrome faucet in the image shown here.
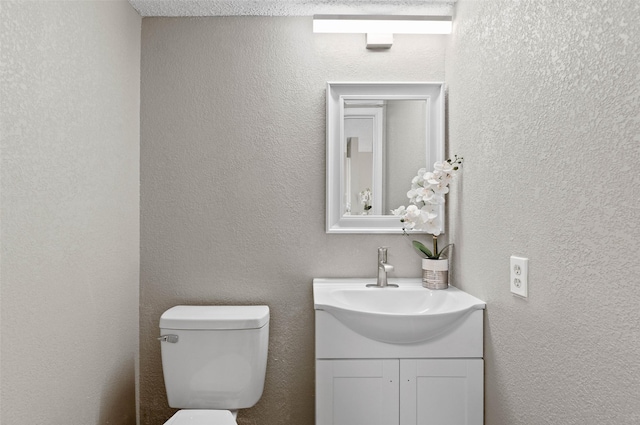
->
[367,247,398,288]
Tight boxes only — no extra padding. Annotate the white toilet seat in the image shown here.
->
[163,409,237,425]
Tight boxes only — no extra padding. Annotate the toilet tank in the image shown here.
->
[159,305,269,410]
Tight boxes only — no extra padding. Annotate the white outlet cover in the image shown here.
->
[510,256,528,297]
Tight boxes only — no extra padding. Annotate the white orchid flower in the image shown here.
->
[420,204,438,215]
[424,191,438,204]
[425,217,442,236]
[431,184,450,195]
[420,205,438,221]
[427,194,446,205]
[433,161,454,173]
[424,172,441,185]
[405,204,421,216]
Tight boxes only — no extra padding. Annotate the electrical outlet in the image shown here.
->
[510,256,528,297]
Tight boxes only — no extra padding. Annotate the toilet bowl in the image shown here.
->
[159,305,269,425]
[163,409,237,425]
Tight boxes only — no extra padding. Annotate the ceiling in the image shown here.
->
[128,0,456,17]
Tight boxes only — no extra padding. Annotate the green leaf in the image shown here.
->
[437,243,454,258]
[412,240,434,259]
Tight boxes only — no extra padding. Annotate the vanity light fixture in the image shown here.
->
[313,15,452,49]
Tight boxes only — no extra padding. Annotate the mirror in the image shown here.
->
[326,82,444,233]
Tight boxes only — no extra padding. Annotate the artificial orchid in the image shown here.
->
[392,155,463,259]
[359,188,372,213]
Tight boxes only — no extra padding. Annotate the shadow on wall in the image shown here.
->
[99,358,137,425]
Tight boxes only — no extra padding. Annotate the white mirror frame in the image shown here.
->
[326,82,445,234]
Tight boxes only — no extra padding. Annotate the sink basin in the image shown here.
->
[313,278,485,344]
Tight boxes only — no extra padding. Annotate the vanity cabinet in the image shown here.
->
[313,279,486,425]
[316,359,399,425]
[400,359,483,425]
[316,358,483,425]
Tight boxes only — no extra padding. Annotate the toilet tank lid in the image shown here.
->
[160,305,269,330]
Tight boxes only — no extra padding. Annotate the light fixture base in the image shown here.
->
[366,33,393,49]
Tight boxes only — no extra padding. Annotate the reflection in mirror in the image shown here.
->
[343,100,428,216]
[326,83,444,233]
[343,102,380,215]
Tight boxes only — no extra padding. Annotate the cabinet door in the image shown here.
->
[400,359,483,425]
[316,359,400,425]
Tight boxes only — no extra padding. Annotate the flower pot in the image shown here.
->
[422,258,449,290]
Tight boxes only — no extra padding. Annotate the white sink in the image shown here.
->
[313,278,485,344]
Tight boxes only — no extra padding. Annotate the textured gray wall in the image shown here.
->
[140,17,447,425]
[1,1,141,423]
[447,0,640,424]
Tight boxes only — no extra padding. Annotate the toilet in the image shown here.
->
[159,305,270,425]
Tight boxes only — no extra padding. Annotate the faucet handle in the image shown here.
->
[378,246,389,261]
